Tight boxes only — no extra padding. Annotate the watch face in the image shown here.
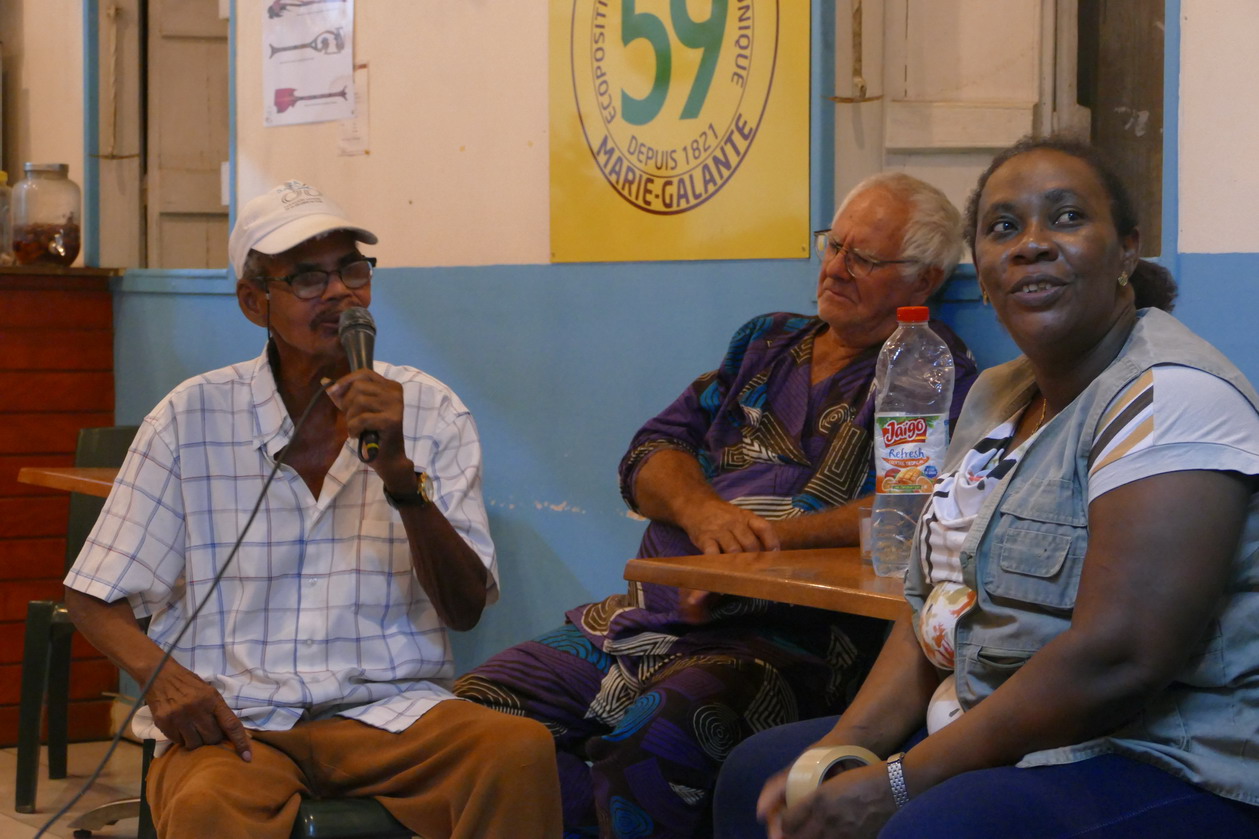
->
[418,471,433,501]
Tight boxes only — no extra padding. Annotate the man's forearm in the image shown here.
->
[818,614,937,756]
[375,454,490,632]
[771,497,870,550]
[67,587,255,757]
[395,502,489,632]
[64,588,168,686]
[632,448,723,528]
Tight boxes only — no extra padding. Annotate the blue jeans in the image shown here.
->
[713,716,1259,838]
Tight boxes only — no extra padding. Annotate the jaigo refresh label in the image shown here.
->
[874,414,947,495]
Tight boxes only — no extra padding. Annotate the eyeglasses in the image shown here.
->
[263,257,376,300]
[813,230,918,279]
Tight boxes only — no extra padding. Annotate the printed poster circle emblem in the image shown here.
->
[569,0,780,215]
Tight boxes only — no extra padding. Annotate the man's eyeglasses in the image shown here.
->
[263,257,376,300]
[813,230,918,279]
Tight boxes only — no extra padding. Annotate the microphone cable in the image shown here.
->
[35,381,332,838]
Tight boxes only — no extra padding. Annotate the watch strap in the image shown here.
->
[383,472,432,508]
[886,752,910,809]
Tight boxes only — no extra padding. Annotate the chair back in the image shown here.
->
[64,426,140,572]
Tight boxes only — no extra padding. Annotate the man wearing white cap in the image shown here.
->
[64,181,562,839]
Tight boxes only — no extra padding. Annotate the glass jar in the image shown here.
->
[0,171,12,266]
[12,162,82,266]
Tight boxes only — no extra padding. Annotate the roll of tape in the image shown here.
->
[785,745,881,807]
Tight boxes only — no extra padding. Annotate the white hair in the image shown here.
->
[833,172,964,280]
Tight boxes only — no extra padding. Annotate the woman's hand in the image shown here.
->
[772,763,898,839]
[756,769,791,838]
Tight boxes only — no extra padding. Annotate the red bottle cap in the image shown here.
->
[897,306,929,322]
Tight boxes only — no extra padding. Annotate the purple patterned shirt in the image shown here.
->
[569,312,977,648]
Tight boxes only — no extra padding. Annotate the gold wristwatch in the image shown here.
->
[384,471,433,509]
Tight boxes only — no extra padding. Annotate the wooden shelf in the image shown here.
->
[0,268,119,746]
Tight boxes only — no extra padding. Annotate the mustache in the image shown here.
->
[310,308,347,331]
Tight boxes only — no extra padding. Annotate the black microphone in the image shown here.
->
[338,307,380,462]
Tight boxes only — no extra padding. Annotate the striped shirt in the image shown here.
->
[65,349,497,733]
[915,363,1259,732]
[1086,365,1259,500]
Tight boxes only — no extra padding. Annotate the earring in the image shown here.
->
[1117,271,1130,287]
[981,287,990,306]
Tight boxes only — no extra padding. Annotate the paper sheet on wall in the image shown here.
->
[263,0,355,127]
[338,64,370,156]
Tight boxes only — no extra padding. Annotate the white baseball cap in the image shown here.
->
[228,180,378,278]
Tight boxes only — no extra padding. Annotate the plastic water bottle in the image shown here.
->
[871,306,954,577]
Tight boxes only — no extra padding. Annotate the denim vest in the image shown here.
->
[904,309,1259,806]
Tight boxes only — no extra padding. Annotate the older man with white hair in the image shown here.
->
[457,173,980,839]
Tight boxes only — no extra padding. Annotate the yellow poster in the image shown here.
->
[550,0,810,262]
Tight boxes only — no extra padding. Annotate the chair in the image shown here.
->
[15,423,414,838]
[15,426,139,815]
[290,797,415,838]
[126,740,415,839]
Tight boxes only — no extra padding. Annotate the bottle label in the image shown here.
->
[874,413,948,494]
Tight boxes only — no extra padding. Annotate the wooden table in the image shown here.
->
[624,547,907,620]
[20,467,907,620]
[17,466,118,498]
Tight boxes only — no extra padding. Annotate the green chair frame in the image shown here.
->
[15,425,139,815]
[291,797,415,838]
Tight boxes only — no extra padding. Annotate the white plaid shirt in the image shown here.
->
[65,349,498,732]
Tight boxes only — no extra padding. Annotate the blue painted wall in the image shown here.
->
[112,251,1259,670]
[113,263,1014,669]
[113,0,1259,673]
[1171,254,1259,381]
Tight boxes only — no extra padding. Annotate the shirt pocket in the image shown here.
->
[347,519,419,623]
[983,478,1088,611]
[955,642,1034,705]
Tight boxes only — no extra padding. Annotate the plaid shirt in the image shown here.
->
[65,349,497,732]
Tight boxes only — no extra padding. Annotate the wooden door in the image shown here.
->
[146,0,229,268]
[830,0,1162,247]
[832,0,1049,217]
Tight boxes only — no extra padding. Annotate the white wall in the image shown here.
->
[0,1,85,195]
[1178,0,1259,253]
[7,3,1253,263]
[234,0,1057,272]
[234,1,551,268]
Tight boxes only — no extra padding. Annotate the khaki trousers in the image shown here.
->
[146,699,562,839]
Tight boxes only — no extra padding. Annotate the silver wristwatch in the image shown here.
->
[885,752,910,809]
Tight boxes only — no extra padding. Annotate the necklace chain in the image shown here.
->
[1036,395,1049,430]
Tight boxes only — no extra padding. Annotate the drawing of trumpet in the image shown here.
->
[267,0,346,19]
[274,86,349,114]
[269,28,346,57]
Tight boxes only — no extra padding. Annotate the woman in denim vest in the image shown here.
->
[713,137,1259,838]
